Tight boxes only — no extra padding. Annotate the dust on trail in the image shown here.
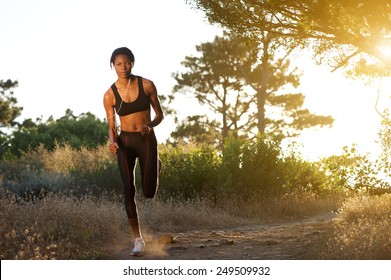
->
[111,211,336,260]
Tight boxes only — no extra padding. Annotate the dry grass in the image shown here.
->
[138,198,239,233]
[0,188,342,260]
[214,191,344,223]
[320,194,391,259]
[3,189,390,260]
[2,141,391,259]
[20,143,114,174]
[0,190,128,260]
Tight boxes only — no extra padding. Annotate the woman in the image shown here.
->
[103,47,164,256]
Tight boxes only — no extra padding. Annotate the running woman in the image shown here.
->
[103,47,164,256]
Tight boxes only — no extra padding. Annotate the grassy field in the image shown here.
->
[1,141,391,259]
[0,188,345,259]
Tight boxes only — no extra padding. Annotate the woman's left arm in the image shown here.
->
[144,79,164,128]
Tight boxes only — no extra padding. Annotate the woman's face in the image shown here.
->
[113,54,133,79]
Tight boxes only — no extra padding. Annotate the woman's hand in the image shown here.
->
[141,124,152,136]
[108,142,119,155]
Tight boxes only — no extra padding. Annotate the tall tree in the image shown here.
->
[173,34,333,140]
[0,79,22,128]
[168,115,221,146]
[187,0,391,76]
[0,79,22,159]
[241,31,333,134]
[173,35,258,142]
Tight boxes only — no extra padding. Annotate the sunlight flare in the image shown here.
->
[378,42,391,60]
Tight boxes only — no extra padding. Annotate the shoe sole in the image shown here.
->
[131,251,144,257]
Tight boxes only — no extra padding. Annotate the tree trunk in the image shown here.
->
[257,89,266,134]
[257,38,270,134]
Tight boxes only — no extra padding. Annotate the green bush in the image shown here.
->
[239,136,285,196]
[158,143,221,200]
[217,136,329,199]
[281,155,329,194]
[321,145,391,193]
[3,111,108,158]
[0,135,342,203]
[217,136,244,197]
[0,143,121,199]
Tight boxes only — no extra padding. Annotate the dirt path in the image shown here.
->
[112,211,336,260]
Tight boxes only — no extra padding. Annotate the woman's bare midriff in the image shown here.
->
[119,110,151,132]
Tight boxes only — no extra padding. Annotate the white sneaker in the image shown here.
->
[131,237,145,256]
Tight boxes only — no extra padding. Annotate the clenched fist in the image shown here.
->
[108,142,119,155]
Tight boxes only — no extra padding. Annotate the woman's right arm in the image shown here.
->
[103,89,119,154]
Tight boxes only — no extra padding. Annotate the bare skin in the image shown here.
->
[103,52,164,240]
[103,54,164,155]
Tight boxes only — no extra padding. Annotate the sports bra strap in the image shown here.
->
[137,76,144,92]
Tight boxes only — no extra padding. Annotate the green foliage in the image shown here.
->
[160,135,332,201]
[187,0,391,73]
[172,32,334,144]
[6,110,108,157]
[240,136,285,196]
[218,136,244,194]
[0,79,22,158]
[69,159,122,197]
[267,95,335,137]
[321,145,390,193]
[158,143,221,200]
[168,115,222,147]
[0,79,22,128]
[4,134,385,206]
[0,144,121,199]
[281,154,329,194]
[172,35,258,142]
[218,136,331,199]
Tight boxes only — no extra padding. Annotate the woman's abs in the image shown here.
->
[119,110,150,132]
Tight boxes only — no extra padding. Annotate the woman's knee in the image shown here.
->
[143,184,158,198]
[144,191,156,199]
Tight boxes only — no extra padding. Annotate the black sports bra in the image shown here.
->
[111,76,150,116]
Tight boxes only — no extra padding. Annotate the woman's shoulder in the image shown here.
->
[103,85,115,102]
[138,75,153,84]
[104,86,114,96]
[139,76,155,92]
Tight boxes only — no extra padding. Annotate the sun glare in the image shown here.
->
[296,59,384,160]
[378,43,391,59]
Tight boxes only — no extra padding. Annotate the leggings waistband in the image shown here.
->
[120,131,143,136]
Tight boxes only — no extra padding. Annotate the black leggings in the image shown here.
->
[117,131,159,219]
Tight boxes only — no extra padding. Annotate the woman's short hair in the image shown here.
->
[110,47,135,68]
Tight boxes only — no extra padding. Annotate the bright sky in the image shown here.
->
[1,0,390,160]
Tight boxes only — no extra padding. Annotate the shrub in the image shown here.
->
[0,143,121,198]
[218,136,329,199]
[1,135,337,203]
[158,136,335,201]
[158,143,221,200]
[322,194,391,259]
[281,155,329,194]
[321,145,391,193]
[239,135,285,196]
